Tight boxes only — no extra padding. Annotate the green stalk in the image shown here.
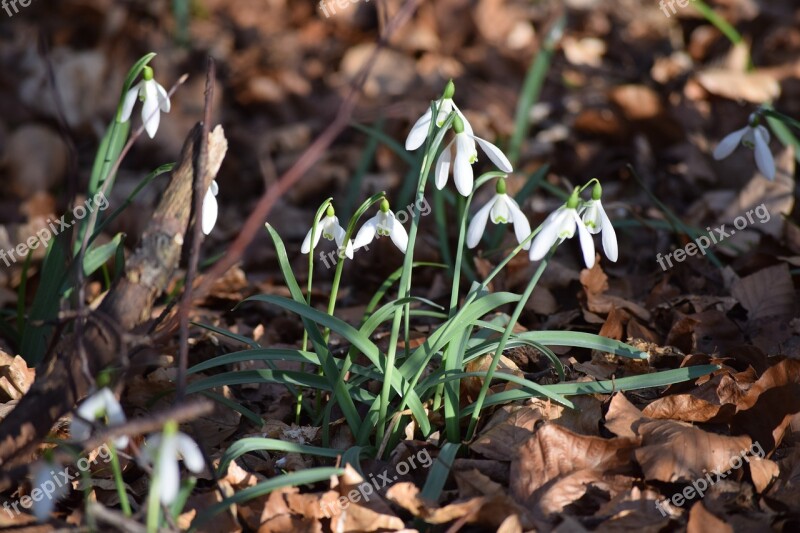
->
[296,199,333,425]
[465,250,553,440]
[108,442,132,516]
[376,107,453,446]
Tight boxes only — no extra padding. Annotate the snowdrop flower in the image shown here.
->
[30,452,69,522]
[70,387,128,448]
[406,79,472,151]
[120,65,171,139]
[301,205,354,259]
[580,183,618,262]
[467,179,532,250]
[202,180,219,235]
[530,189,595,268]
[713,112,775,180]
[353,199,408,253]
[141,421,204,505]
[435,115,513,197]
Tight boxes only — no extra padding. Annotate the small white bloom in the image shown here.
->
[120,65,171,139]
[530,196,595,269]
[713,113,775,180]
[30,456,69,522]
[202,180,219,235]
[353,199,408,253]
[467,180,531,249]
[70,387,128,448]
[405,80,473,151]
[580,184,618,262]
[301,205,354,259]
[435,115,513,197]
[141,423,205,505]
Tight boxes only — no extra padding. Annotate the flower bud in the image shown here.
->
[453,114,465,134]
[143,65,154,81]
[496,178,507,195]
[591,182,602,201]
[442,79,455,100]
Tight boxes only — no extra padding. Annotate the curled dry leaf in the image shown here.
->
[634,420,754,483]
[642,371,746,423]
[385,481,534,530]
[687,501,733,533]
[510,423,638,506]
[731,358,800,453]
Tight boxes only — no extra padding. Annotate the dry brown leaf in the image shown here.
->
[470,405,542,461]
[642,372,744,423]
[634,420,753,483]
[511,423,638,505]
[603,393,647,439]
[686,501,732,533]
[695,69,780,103]
[580,264,650,321]
[748,457,780,494]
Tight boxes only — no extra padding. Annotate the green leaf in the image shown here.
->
[217,437,344,475]
[191,467,344,529]
[83,233,124,277]
[420,442,459,501]
[460,365,719,415]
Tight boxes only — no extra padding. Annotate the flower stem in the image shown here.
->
[376,108,454,447]
[465,250,553,441]
[108,442,132,517]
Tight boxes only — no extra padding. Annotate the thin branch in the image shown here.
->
[177,58,216,401]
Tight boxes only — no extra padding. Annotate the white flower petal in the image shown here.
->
[435,141,453,190]
[466,198,495,249]
[405,107,433,151]
[201,188,218,235]
[529,208,568,261]
[175,433,205,473]
[141,84,161,138]
[333,224,354,260]
[156,82,171,113]
[353,216,378,250]
[156,434,180,505]
[435,98,454,126]
[713,126,748,160]
[490,194,510,224]
[119,84,140,123]
[753,127,775,180]
[599,206,618,262]
[581,200,602,234]
[507,197,532,249]
[472,136,513,173]
[389,215,408,253]
[32,462,58,521]
[453,134,475,196]
[210,180,219,196]
[571,210,596,268]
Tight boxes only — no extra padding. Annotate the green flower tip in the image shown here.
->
[442,79,455,100]
[453,114,465,134]
[380,198,390,213]
[495,178,507,195]
[566,187,580,209]
[325,205,335,217]
[142,65,154,81]
[163,419,178,435]
[748,112,761,128]
[591,182,602,201]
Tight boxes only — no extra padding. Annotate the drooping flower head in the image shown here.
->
[580,182,617,262]
[530,187,595,268]
[70,387,128,448]
[467,178,532,249]
[120,65,171,139]
[353,198,408,253]
[713,112,775,180]
[405,80,468,151]
[140,420,205,505]
[435,114,513,197]
[30,450,69,522]
[301,204,354,259]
